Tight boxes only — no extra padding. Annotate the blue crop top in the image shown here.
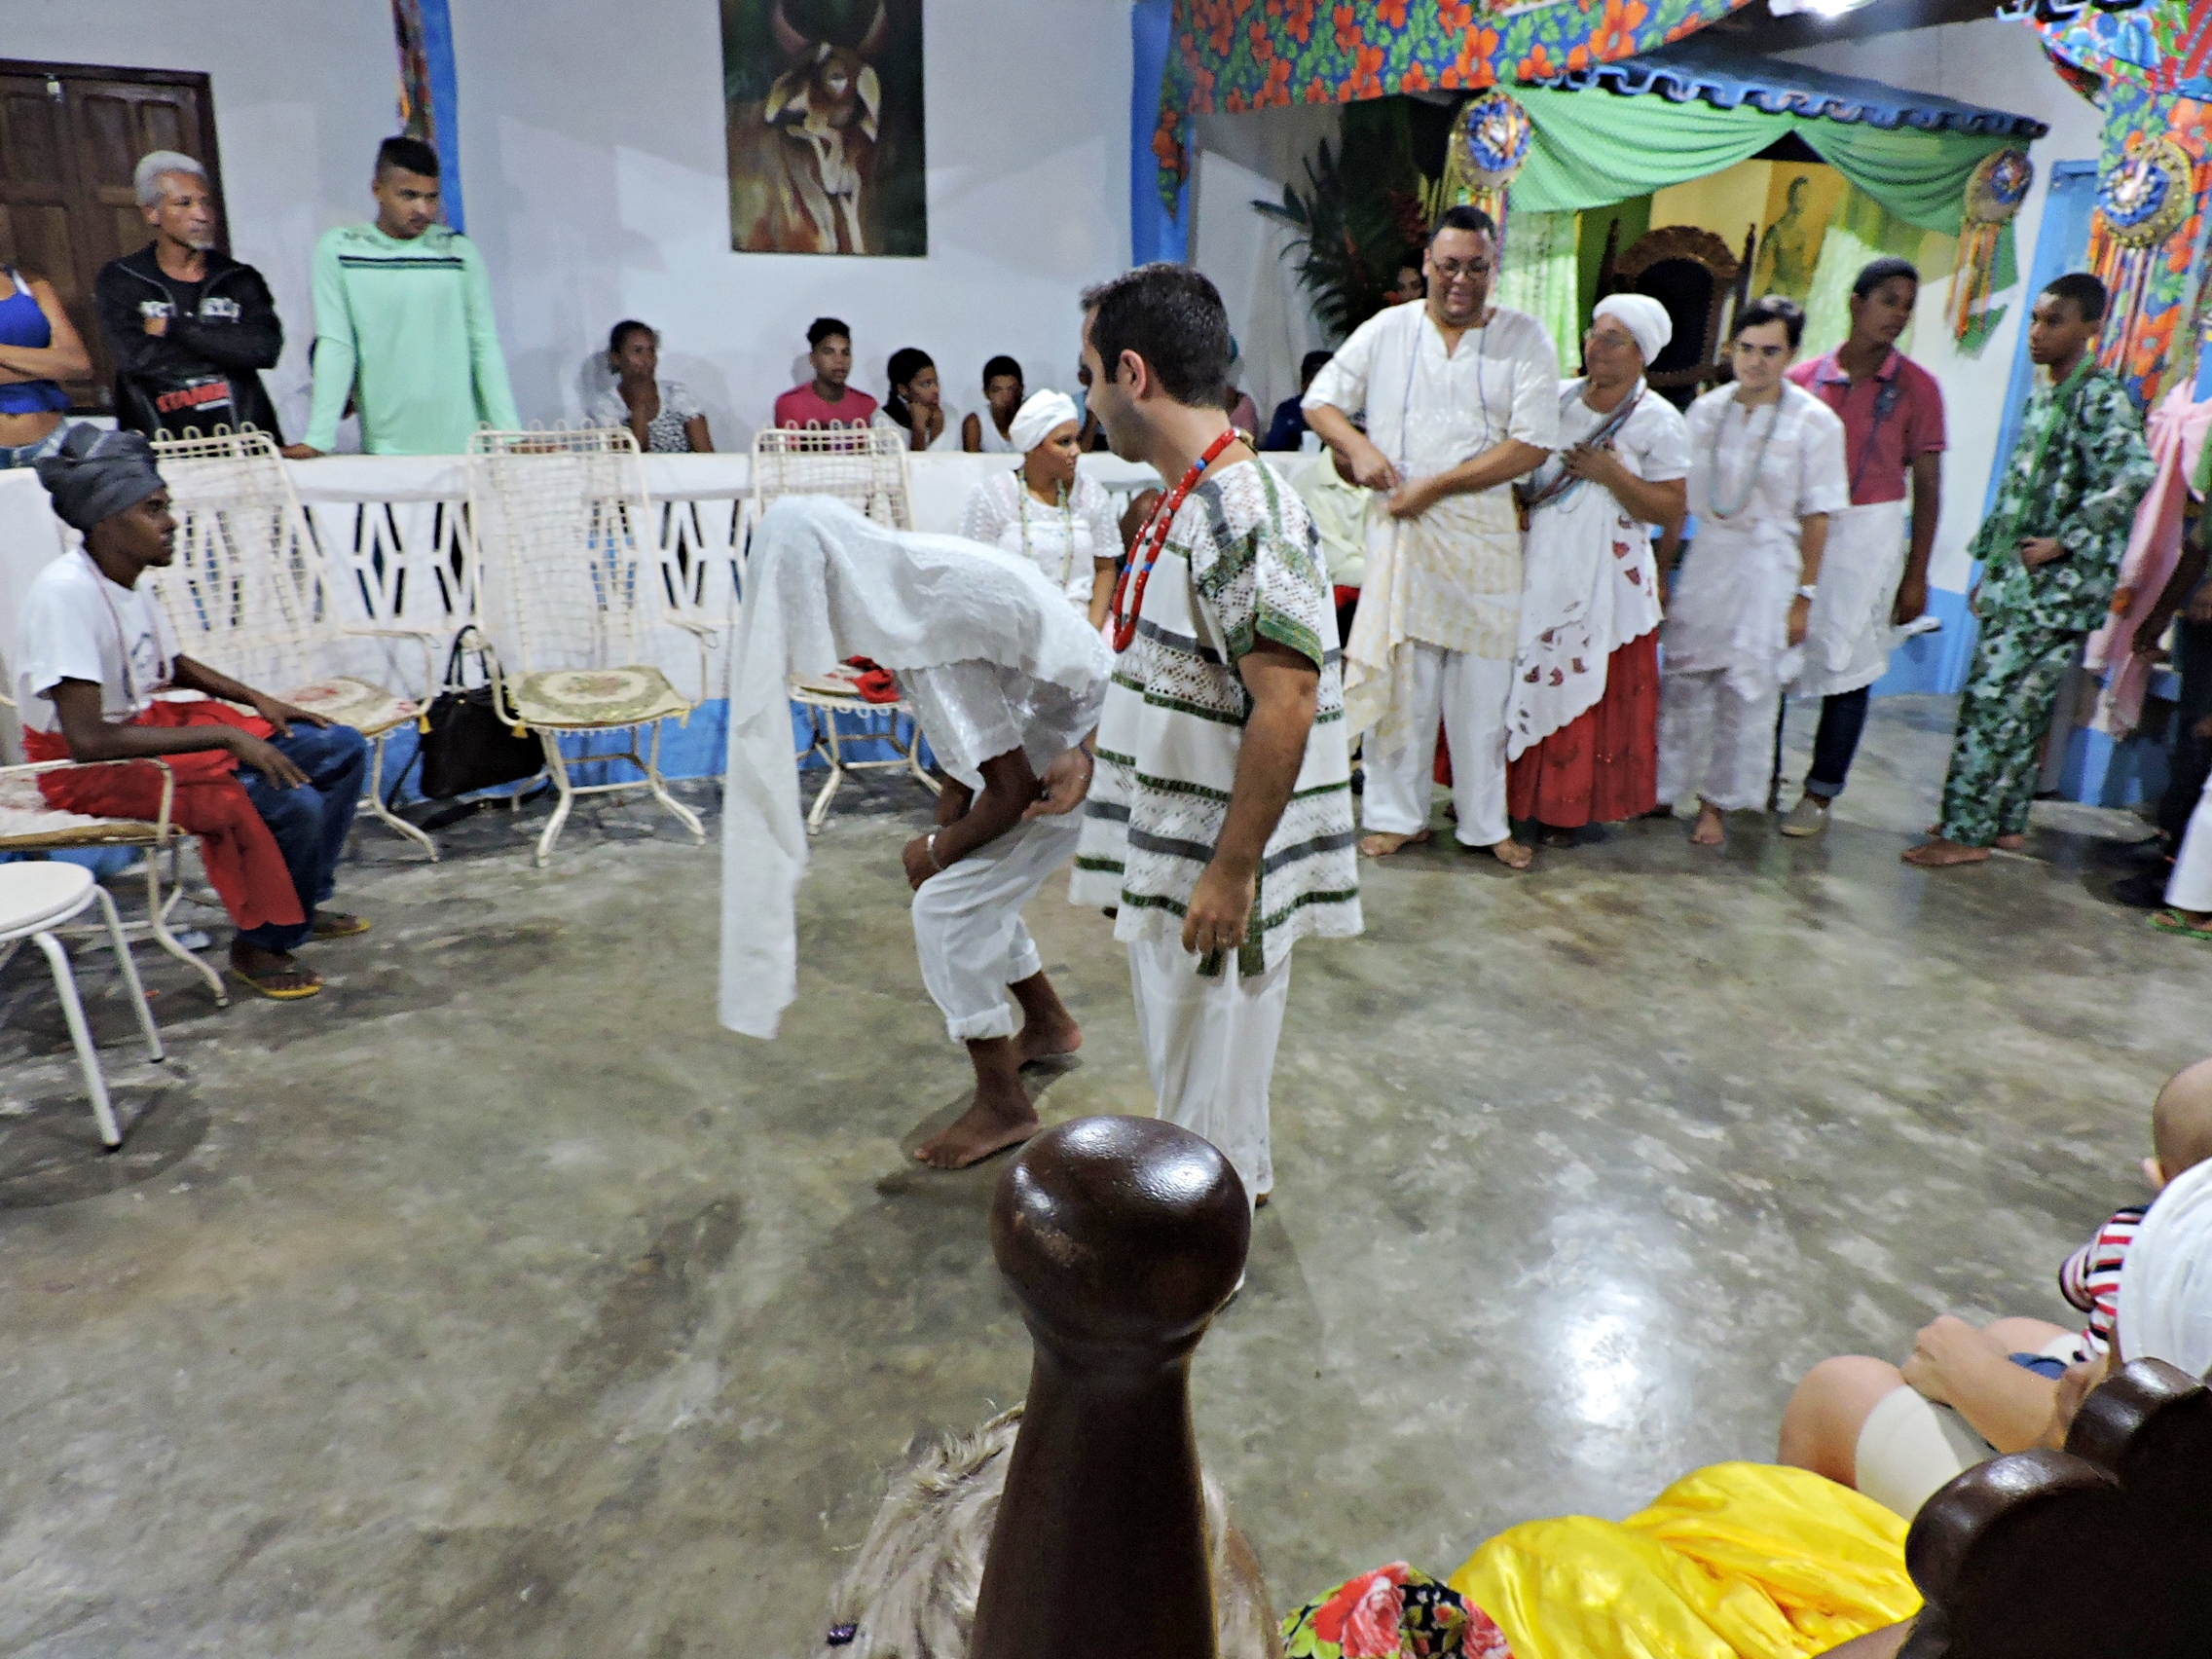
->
[0,268,71,416]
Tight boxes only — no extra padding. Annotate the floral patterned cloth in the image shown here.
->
[1283,1564,1513,1659]
[1153,0,1752,207]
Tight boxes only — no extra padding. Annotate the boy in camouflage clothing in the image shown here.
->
[1905,274,2154,867]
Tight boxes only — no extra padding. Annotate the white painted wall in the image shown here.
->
[4,0,1133,449]
[4,0,397,443]
[1780,18,2106,591]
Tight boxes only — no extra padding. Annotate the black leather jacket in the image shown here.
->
[94,243,284,440]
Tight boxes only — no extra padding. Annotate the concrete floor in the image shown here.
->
[1,694,2204,1656]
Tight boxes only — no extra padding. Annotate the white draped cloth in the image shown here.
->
[1791,499,1909,698]
[1507,379,1688,761]
[2119,1157,2212,1378]
[1303,300,1560,756]
[1667,383,1851,703]
[718,497,1109,1039]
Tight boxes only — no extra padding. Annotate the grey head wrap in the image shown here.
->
[34,424,166,534]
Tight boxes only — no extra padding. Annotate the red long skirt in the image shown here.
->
[22,700,307,932]
[1505,631,1661,829]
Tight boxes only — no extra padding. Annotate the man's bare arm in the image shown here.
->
[1414,438,1550,505]
[48,680,308,786]
[168,653,330,736]
[1306,403,1398,491]
[1181,641,1319,956]
[903,750,1039,890]
[1895,450,1941,624]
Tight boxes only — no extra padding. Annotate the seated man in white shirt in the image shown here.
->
[18,425,370,1000]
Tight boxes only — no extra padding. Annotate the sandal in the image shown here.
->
[229,963,324,1000]
[313,911,372,940]
[2149,910,2212,942]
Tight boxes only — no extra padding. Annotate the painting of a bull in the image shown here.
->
[723,0,927,257]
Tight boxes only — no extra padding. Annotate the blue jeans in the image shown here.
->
[1804,685,1871,800]
[234,723,369,953]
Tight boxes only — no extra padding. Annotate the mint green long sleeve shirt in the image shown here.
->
[303,222,521,455]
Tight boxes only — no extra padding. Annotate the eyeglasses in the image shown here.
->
[1431,259,1491,281]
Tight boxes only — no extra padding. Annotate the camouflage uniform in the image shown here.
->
[1936,365,2153,847]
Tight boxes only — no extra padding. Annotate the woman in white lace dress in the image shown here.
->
[959,389,1119,629]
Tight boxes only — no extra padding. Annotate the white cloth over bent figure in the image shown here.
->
[1792,498,1908,699]
[718,497,1109,1040]
[958,469,1119,611]
[1507,379,1688,761]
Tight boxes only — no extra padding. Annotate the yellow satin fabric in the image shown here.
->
[1448,1462,1921,1659]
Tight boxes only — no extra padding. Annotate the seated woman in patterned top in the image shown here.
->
[592,319,712,453]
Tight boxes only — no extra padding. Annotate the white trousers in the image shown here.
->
[911,816,1079,1043]
[2168,769,2212,911]
[1657,668,1779,813]
[1127,933,1290,1204]
[1361,642,1513,846]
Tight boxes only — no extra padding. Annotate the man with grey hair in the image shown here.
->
[93,149,285,439]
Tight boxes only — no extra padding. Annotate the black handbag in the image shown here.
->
[402,632,545,801]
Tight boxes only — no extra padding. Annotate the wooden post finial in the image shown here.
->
[971,1116,1251,1659]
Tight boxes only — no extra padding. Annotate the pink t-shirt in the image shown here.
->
[1786,348,1945,507]
[773,384,879,430]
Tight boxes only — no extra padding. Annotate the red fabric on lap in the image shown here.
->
[22,699,307,931]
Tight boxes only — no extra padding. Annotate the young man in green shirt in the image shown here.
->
[1904,274,2155,867]
[287,136,519,459]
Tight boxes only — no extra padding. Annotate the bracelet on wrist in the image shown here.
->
[924,830,943,872]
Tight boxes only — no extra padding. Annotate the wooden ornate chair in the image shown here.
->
[959,1118,2212,1658]
[1597,223,1756,405]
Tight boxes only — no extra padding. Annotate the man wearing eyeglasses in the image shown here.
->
[1304,205,1560,870]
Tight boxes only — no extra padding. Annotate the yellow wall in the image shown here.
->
[1650,161,1773,273]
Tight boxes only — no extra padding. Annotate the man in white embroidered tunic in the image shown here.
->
[1303,204,1561,869]
[1067,264,1361,1206]
[1659,297,1849,847]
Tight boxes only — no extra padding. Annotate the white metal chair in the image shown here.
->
[1,851,167,1148]
[466,427,715,866]
[148,429,440,858]
[749,426,937,832]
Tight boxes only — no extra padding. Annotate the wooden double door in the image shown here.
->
[0,61,229,414]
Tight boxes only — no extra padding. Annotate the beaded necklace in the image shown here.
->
[1706,389,1786,521]
[1109,426,1240,653]
[1015,471,1078,589]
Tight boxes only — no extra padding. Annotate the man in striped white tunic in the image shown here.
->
[1066,264,1362,1206]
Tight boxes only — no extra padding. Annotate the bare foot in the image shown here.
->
[1479,837,1533,869]
[915,1088,1040,1170]
[1359,828,1431,858]
[1689,804,1725,846]
[1008,970,1081,1066]
[1994,832,2028,851]
[1902,836,1991,867]
[1017,1012,1082,1066]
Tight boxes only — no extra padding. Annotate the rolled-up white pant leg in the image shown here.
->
[2167,771,2212,911]
[1441,649,1513,847]
[1360,641,1446,836]
[911,816,1079,1043]
[1126,933,1290,1204]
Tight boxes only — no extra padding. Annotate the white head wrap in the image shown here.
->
[1010,389,1080,456]
[2119,1157,2212,1377]
[1593,294,1673,368]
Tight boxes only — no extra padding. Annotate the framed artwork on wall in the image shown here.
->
[721,0,927,258]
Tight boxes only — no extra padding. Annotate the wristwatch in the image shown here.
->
[1795,585,1819,601]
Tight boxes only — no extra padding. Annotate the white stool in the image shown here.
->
[0,862,166,1148]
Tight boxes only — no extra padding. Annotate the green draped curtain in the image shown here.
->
[1508,85,2015,237]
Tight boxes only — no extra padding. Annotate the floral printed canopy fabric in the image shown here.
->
[1152,0,1754,207]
